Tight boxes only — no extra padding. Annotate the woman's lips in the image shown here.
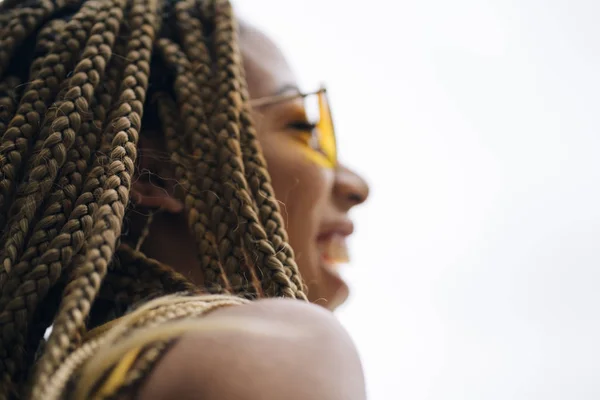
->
[317,220,354,268]
[319,234,350,265]
[316,224,353,310]
[317,220,354,241]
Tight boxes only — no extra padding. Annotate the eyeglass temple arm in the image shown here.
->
[248,88,326,108]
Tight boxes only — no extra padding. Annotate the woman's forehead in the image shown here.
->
[238,22,298,99]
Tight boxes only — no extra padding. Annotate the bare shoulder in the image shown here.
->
[137,298,366,400]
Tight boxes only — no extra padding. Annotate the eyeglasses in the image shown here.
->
[249,87,337,168]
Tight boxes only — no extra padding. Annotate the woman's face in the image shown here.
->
[239,26,369,309]
[133,24,368,310]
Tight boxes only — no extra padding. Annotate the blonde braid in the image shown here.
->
[0,0,113,254]
[155,93,231,293]
[103,341,172,399]
[0,1,127,394]
[0,76,20,138]
[112,245,199,296]
[174,1,269,296]
[30,1,160,395]
[156,39,236,294]
[210,0,297,298]
[0,24,130,316]
[0,0,81,78]
[95,245,200,322]
[29,19,68,80]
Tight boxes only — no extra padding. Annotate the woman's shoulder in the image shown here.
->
[136,297,366,400]
[58,295,365,400]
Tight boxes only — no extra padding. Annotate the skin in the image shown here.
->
[138,298,366,400]
[131,24,369,310]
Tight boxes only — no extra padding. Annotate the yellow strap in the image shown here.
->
[91,346,143,400]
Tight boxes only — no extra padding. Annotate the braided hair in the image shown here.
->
[0,0,307,397]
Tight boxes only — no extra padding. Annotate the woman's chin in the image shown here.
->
[327,284,350,311]
[319,262,350,311]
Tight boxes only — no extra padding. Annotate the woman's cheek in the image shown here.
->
[283,140,335,235]
[262,134,332,222]
[296,145,335,169]
[285,137,332,192]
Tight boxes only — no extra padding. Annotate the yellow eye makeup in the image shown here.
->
[298,145,335,169]
[249,87,338,169]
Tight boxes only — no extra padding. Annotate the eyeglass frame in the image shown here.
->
[248,86,338,167]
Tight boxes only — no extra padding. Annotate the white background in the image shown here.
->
[235,1,600,399]
[4,0,597,398]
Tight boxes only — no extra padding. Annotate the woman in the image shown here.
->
[0,0,369,398]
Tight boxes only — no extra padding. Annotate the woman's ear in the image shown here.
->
[132,136,184,214]
[130,180,184,214]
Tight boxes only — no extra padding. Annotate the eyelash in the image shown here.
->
[288,121,318,132]
[288,120,328,161]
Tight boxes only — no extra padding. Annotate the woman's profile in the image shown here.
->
[0,0,369,398]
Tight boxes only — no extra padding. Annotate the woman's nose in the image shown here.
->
[333,164,370,212]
